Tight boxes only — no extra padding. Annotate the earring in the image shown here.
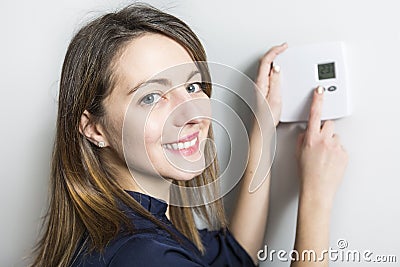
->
[98,141,105,148]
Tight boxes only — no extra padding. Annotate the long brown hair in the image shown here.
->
[31,3,226,267]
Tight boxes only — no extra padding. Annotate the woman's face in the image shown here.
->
[103,33,211,183]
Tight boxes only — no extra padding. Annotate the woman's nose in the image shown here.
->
[168,88,210,127]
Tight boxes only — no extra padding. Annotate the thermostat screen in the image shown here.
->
[318,62,336,80]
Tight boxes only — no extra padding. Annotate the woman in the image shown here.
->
[32,3,348,267]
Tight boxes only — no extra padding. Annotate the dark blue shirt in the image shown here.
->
[72,191,256,266]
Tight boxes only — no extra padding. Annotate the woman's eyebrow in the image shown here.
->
[128,78,171,95]
[187,69,201,81]
[128,69,201,95]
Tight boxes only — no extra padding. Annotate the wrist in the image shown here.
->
[298,187,335,211]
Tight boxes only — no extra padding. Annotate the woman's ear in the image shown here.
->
[79,110,109,148]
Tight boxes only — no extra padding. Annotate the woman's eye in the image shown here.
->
[186,82,204,93]
[141,93,162,105]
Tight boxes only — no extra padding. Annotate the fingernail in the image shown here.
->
[316,86,325,94]
[273,65,281,73]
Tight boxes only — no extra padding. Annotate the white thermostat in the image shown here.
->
[275,42,351,122]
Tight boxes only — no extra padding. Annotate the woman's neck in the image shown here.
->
[106,157,171,203]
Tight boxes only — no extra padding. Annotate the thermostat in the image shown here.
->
[275,42,351,122]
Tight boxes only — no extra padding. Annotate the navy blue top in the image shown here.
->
[72,191,256,267]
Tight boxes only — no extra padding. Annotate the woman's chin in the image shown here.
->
[169,168,204,182]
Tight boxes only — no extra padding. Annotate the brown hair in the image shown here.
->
[31,3,226,267]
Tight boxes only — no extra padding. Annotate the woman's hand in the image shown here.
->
[292,87,348,267]
[296,87,349,206]
[255,42,288,127]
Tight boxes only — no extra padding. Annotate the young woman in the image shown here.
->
[32,3,348,267]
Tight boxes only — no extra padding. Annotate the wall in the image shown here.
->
[1,0,399,266]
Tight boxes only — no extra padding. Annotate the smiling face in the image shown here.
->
[102,33,212,186]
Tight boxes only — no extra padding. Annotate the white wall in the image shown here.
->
[1,0,399,266]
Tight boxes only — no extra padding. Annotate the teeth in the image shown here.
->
[183,141,191,149]
[163,137,198,151]
[190,138,196,146]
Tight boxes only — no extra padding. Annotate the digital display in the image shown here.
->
[318,62,336,80]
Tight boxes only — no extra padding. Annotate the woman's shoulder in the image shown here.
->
[198,228,257,267]
[108,233,204,266]
[72,231,204,267]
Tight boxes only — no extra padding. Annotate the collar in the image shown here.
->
[126,191,168,217]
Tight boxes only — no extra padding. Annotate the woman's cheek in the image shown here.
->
[144,113,164,144]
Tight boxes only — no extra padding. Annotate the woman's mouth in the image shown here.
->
[162,132,200,156]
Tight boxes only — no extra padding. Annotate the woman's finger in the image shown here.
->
[296,132,306,157]
[267,65,282,125]
[321,120,335,138]
[268,65,281,99]
[332,133,341,145]
[255,43,288,96]
[306,86,324,136]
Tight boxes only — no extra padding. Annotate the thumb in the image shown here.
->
[296,132,305,158]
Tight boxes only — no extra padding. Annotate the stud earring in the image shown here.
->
[98,141,105,148]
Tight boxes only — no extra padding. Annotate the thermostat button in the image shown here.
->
[327,86,337,92]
